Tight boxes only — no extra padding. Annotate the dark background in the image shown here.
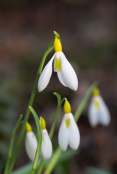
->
[0,0,117,173]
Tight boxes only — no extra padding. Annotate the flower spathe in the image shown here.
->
[38,32,78,92]
[58,99,80,151]
[40,117,52,160]
[88,88,111,127]
[25,123,37,161]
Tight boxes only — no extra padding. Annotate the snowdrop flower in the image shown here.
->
[25,123,37,161]
[38,31,78,92]
[88,88,111,127]
[40,117,52,160]
[58,99,80,151]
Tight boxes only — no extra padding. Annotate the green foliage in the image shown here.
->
[11,150,76,174]
[0,79,19,172]
[85,167,114,174]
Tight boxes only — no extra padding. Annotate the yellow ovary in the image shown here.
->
[54,37,62,52]
[93,88,100,96]
[64,99,71,114]
[40,117,46,130]
[26,123,32,132]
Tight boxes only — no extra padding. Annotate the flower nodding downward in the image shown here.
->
[58,99,80,151]
[88,88,111,127]
[40,117,52,160]
[38,31,78,92]
[25,123,37,161]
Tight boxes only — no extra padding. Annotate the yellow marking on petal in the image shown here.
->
[64,99,71,114]
[32,134,34,138]
[26,123,32,132]
[54,37,62,52]
[54,57,61,71]
[65,117,70,128]
[40,117,46,130]
[94,101,100,109]
[93,88,100,96]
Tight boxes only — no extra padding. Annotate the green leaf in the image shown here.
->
[11,150,75,174]
[4,115,23,174]
[49,93,61,139]
[29,106,42,171]
[85,167,114,174]
[74,81,98,122]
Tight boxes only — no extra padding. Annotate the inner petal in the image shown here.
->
[54,57,61,72]
[65,117,70,128]
[94,101,100,109]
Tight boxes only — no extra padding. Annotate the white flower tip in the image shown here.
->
[25,132,37,162]
[72,83,78,91]
[41,129,53,160]
[38,80,44,92]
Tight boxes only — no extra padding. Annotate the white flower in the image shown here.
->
[58,100,80,151]
[25,123,37,161]
[38,34,78,92]
[88,88,111,127]
[40,117,52,160]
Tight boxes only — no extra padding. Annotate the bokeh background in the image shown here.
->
[0,0,117,173]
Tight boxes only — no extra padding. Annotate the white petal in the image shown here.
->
[88,101,99,127]
[68,113,80,150]
[57,71,66,86]
[59,52,78,91]
[58,114,69,151]
[99,98,111,126]
[40,129,52,160]
[25,132,37,161]
[38,54,55,92]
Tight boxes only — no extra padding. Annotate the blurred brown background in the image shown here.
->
[0,0,117,174]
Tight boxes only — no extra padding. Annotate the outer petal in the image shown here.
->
[88,99,99,127]
[38,54,55,92]
[99,97,111,126]
[25,132,37,161]
[58,114,69,151]
[59,52,78,91]
[40,129,52,160]
[57,71,66,87]
[68,113,80,150]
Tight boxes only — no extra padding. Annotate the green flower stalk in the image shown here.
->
[4,114,23,174]
[8,40,54,174]
[44,82,98,174]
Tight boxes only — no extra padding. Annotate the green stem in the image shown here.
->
[44,147,61,174]
[44,82,98,174]
[49,96,66,139]
[74,82,98,122]
[29,106,42,173]
[36,159,44,174]
[37,94,65,174]
[4,115,23,174]
[8,41,54,174]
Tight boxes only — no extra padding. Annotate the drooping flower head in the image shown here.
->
[38,31,78,92]
[88,87,111,127]
[25,123,37,161]
[58,99,80,151]
[40,117,52,160]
